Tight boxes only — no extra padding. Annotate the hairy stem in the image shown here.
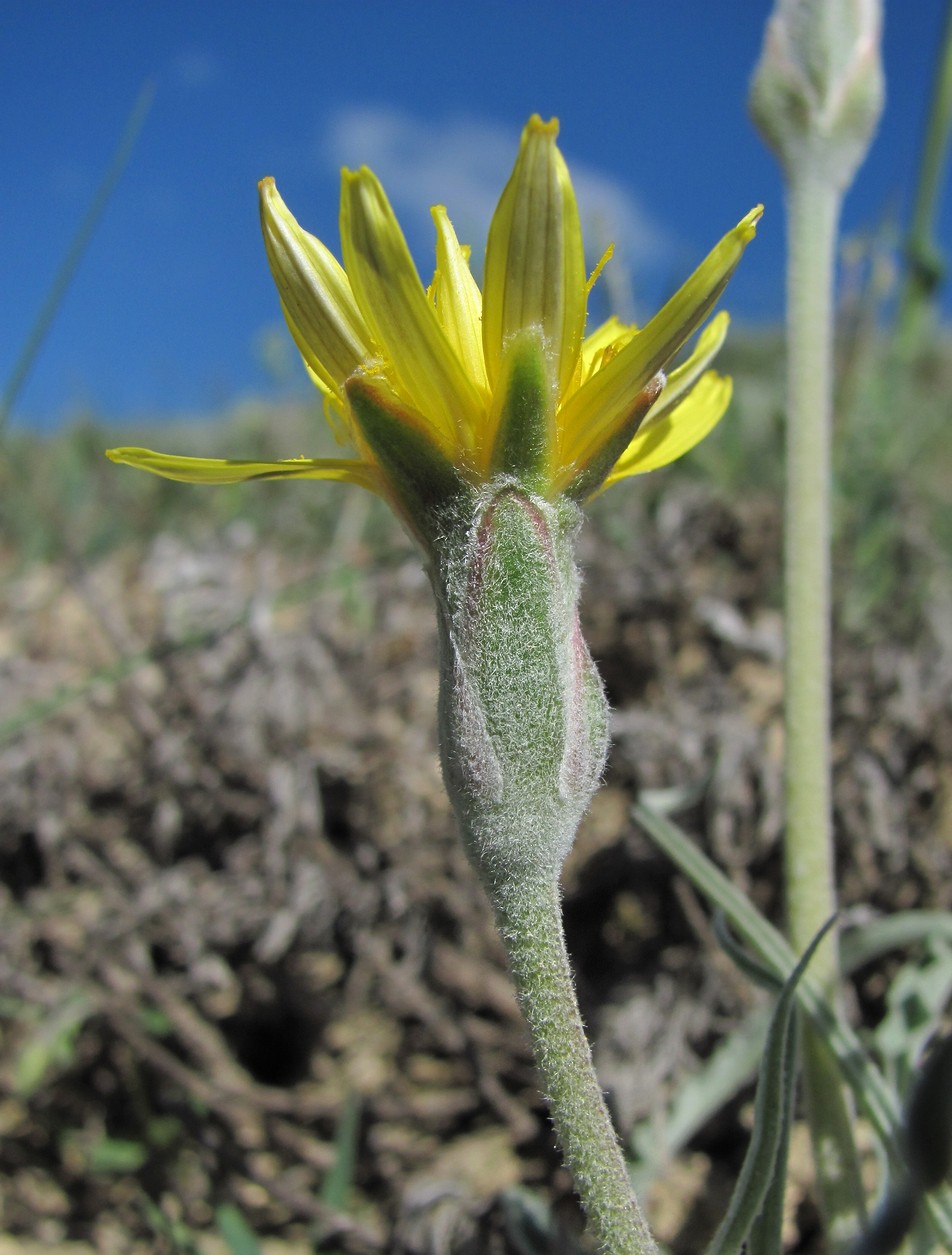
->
[784,164,866,1246]
[492,877,658,1255]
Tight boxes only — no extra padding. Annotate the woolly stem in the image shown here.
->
[492,876,658,1255]
[783,163,866,1247]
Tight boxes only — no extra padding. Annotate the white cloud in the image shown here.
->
[321,108,673,318]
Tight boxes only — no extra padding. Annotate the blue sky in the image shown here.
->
[2,1,948,429]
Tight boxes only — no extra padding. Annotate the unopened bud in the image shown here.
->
[749,0,884,187]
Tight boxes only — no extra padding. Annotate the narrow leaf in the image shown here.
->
[706,918,835,1255]
[321,1091,361,1210]
[841,911,952,974]
[214,1203,262,1255]
[633,801,952,1248]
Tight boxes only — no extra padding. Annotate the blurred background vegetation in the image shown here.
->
[3,304,951,640]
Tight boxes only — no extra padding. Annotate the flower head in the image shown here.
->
[108,116,760,531]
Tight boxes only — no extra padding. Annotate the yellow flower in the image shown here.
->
[108,116,760,519]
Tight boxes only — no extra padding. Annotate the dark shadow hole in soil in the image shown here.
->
[2,830,45,900]
[87,787,127,812]
[224,1004,314,1087]
[563,843,689,1003]
[422,899,463,944]
[149,941,175,973]
[173,813,256,871]
[592,639,656,708]
[318,774,354,849]
[30,934,55,970]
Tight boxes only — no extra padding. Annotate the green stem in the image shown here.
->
[784,168,837,984]
[492,877,657,1255]
[784,164,866,1246]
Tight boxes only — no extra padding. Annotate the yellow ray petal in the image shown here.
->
[259,179,374,392]
[558,208,760,469]
[578,315,636,385]
[430,205,489,400]
[105,447,380,491]
[274,296,352,444]
[340,167,483,454]
[599,371,733,487]
[646,310,731,421]
[482,115,586,397]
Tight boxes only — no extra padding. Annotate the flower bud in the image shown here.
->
[749,0,884,187]
[435,483,609,898]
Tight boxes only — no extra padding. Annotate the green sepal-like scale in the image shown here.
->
[346,375,471,542]
[488,328,554,492]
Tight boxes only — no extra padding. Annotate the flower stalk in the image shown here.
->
[750,1,883,1243]
[431,476,656,1253]
[495,877,658,1254]
[782,160,865,1248]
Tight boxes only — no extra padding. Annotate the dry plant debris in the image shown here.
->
[1,484,950,1253]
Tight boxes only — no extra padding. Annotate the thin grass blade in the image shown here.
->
[0,81,154,434]
[706,919,835,1255]
[633,801,952,1248]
